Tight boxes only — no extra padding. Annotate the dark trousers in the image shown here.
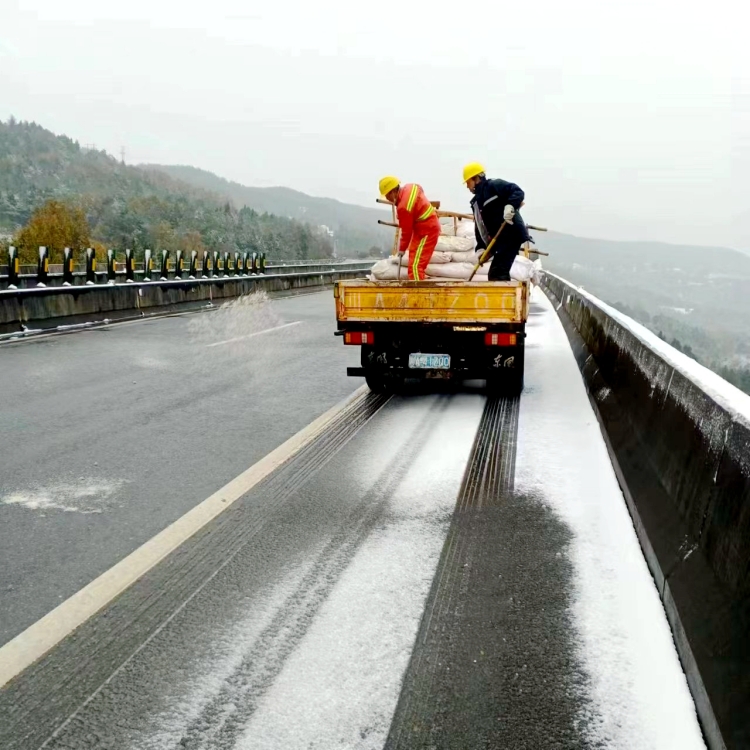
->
[487,222,526,280]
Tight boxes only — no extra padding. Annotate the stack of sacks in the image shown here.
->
[435,235,475,261]
[424,254,541,284]
[440,219,477,243]
[424,261,488,281]
[370,253,541,284]
[456,220,477,241]
[368,235,475,279]
[368,218,541,283]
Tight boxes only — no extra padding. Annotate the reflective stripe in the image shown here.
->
[417,205,435,221]
[412,236,427,280]
[406,184,419,212]
[483,195,499,206]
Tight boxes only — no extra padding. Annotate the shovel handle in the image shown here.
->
[468,221,507,281]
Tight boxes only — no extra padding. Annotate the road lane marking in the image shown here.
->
[206,320,303,347]
[0,384,369,689]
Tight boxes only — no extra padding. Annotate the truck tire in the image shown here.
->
[365,371,389,394]
[487,368,524,396]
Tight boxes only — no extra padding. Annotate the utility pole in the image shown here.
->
[120,146,126,164]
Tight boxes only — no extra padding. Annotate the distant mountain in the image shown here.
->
[0,119,349,261]
[538,230,750,374]
[142,164,391,256]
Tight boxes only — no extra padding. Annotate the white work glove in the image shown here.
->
[503,204,515,224]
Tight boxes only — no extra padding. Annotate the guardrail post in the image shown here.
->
[250,251,258,275]
[175,249,184,280]
[7,246,19,289]
[241,251,249,276]
[189,250,198,279]
[125,248,135,282]
[160,250,169,281]
[201,250,210,278]
[260,252,266,275]
[213,251,220,277]
[237,252,245,276]
[231,251,238,277]
[143,249,153,281]
[85,248,96,284]
[37,246,49,287]
[106,249,117,284]
[222,251,230,277]
[62,247,74,286]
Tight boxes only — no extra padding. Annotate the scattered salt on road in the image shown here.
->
[2,479,126,514]
[516,287,705,749]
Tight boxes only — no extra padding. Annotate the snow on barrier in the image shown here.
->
[541,271,750,750]
[0,265,372,335]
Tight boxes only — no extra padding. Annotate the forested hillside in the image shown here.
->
[540,231,750,393]
[0,119,337,261]
[143,164,391,257]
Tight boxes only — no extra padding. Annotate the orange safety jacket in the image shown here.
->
[396,183,439,254]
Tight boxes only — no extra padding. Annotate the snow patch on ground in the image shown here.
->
[1,479,126,514]
[134,355,173,371]
[128,393,485,750]
[135,571,317,750]
[235,522,445,750]
[516,287,705,749]
[235,394,485,750]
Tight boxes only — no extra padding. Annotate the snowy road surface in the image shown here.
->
[1,289,705,749]
[0,291,360,645]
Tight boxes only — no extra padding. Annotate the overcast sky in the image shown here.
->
[1,0,747,249]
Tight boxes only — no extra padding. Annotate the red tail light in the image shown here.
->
[344,331,374,345]
[484,332,517,346]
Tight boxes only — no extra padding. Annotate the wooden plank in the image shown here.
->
[436,210,473,220]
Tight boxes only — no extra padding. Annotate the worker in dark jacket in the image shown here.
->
[463,162,529,281]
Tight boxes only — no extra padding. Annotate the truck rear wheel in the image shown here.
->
[365,371,389,394]
[487,369,524,396]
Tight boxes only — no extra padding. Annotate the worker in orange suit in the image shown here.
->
[379,176,441,281]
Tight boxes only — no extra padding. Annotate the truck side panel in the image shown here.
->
[335,281,526,324]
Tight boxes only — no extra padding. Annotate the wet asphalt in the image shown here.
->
[0,291,360,645]
[1,381,599,750]
[0,293,686,750]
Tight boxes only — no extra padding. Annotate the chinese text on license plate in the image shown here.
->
[408,353,451,370]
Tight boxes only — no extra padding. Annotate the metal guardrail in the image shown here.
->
[0,264,374,339]
[0,246,372,291]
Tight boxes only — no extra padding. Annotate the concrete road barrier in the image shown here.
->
[541,272,750,750]
[0,267,371,334]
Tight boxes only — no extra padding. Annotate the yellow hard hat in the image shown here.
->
[462,162,485,183]
[379,175,400,196]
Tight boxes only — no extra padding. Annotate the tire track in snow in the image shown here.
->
[176,395,456,750]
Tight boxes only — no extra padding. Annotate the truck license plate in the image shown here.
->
[408,353,451,370]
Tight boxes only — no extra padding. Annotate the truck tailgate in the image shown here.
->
[335,280,527,324]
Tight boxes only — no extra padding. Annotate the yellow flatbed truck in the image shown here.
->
[333,278,530,394]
